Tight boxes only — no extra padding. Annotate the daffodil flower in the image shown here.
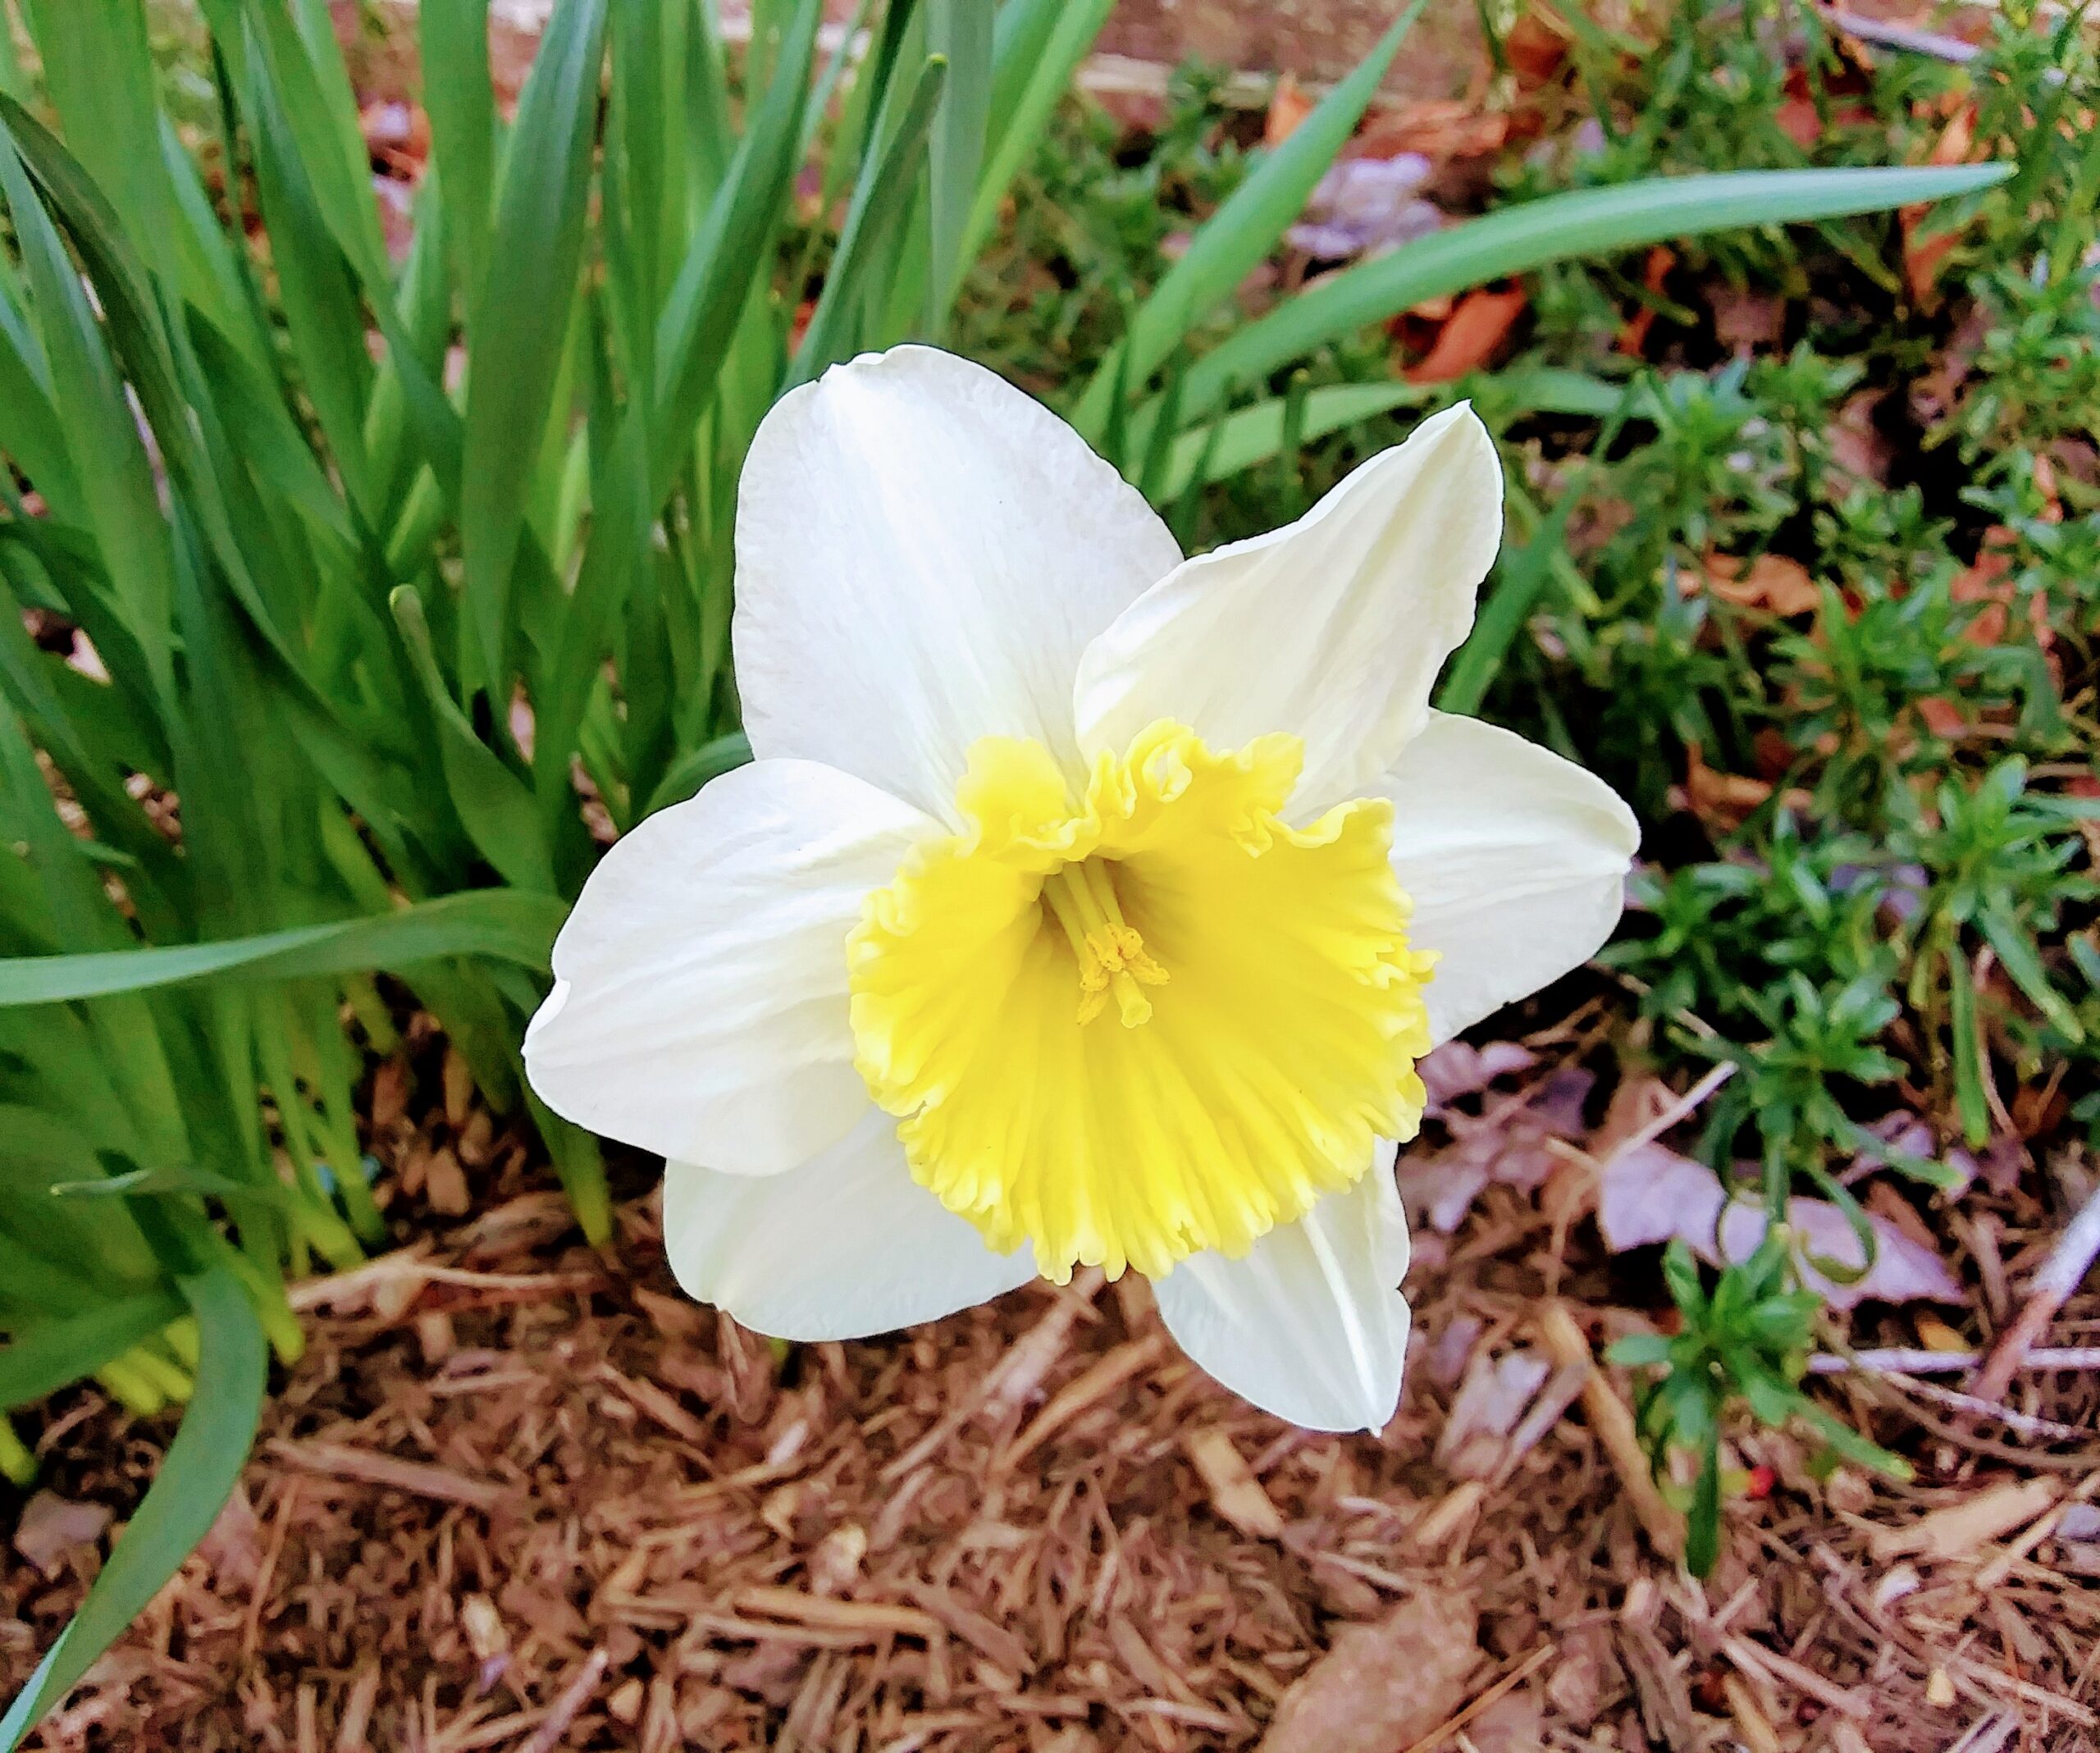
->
[525,346,1637,1431]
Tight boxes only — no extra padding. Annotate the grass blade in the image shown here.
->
[651,0,822,495]
[419,0,499,302]
[793,54,949,385]
[15,0,173,255]
[960,0,1113,273]
[924,0,993,328]
[1155,165,2015,438]
[0,1267,266,1751]
[390,587,557,893]
[0,1293,189,1410]
[459,0,609,688]
[1071,0,1425,439]
[0,892,571,1007]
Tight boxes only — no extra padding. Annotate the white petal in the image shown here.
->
[1074,402,1500,812]
[734,345,1183,821]
[661,1107,1039,1340]
[1153,1148,1412,1432]
[1379,711,1640,1046]
[524,760,933,1175]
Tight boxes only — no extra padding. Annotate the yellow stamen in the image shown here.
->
[1043,860,1165,1027]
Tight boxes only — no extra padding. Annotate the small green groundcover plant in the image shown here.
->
[0,0,2006,1732]
[985,0,2100,1577]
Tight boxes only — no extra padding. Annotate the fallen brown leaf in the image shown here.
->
[1265,72,1313,147]
[13,1491,111,1577]
[1257,1587,1481,1753]
[1679,742,1774,834]
[1356,99,1509,162]
[1617,246,1675,357]
[1698,551,1820,615]
[1406,286,1527,384]
[1953,541,2053,650]
[1901,103,1980,304]
[1831,389,1896,486]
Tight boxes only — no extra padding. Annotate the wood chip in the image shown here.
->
[264,1440,507,1510]
[1536,1303,1685,1560]
[1182,1428,1285,1539]
[730,1586,942,1641]
[1869,1478,2061,1563]
[1411,1478,1486,1550]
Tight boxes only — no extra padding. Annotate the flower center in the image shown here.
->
[847,720,1436,1282]
[1039,857,1168,1027]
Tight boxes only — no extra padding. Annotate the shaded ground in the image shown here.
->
[7,1025,2097,1751]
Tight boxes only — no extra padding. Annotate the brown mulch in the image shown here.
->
[7,1017,2100,1752]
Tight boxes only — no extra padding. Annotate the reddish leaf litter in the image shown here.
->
[7,1020,2100,1752]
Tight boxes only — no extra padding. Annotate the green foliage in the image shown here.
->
[0,0,2026,1723]
[1609,1235,1910,1577]
[0,0,1093,1732]
[1466,0,2099,1528]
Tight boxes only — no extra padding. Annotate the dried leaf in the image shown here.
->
[1901,104,1980,303]
[1699,551,1820,616]
[1265,73,1315,147]
[1436,1350,1552,1480]
[1617,245,1675,357]
[1831,390,1895,486]
[1258,1587,1481,1753]
[13,1490,112,1577]
[1355,100,1509,162]
[1679,742,1774,834]
[1405,286,1527,384]
[1597,1144,1963,1308]
[195,1482,263,1591]
[1953,541,2052,651]
[1286,155,1441,262]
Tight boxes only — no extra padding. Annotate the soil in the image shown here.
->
[6,1022,2098,1751]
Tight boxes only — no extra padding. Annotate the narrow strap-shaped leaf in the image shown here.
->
[1143,163,2016,442]
[1071,1,1425,438]
[15,0,175,262]
[641,728,754,818]
[0,139,176,709]
[236,0,390,288]
[1979,908,2084,1043]
[0,94,413,847]
[1157,382,1433,500]
[792,55,949,386]
[650,0,823,498]
[390,587,557,894]
[1439,386,1643,716]
[1943,940,1992,1148]
[0,891,570,1007]
[460,0,609,690]
[0,1267,267,1751]
[959,0,1113,275]
[240,37,379,519]
[924,0,992,329]
[0,1291,187,1411]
